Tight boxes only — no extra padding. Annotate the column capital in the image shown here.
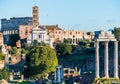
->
[95,41,99,43]
[105,41,109,45]
[95,41,99,48]
[114,41,118,47]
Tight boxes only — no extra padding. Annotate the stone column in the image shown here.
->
[43,33,44,42]
[95,41,99,78]
[58,67,60,82]
[54,68,56,80]
[32,33,34,42]
[104,41,109,78]
[114,41,118,78]
[67,68,70,79]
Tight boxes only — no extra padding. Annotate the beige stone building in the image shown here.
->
[44,25,63,43]
[0,60,5,69]
[63,30,92,45]
[19,25,33,40]
[0,32,3,45]
[44,26,94,45]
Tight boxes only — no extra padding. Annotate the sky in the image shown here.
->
[0,0,120,31]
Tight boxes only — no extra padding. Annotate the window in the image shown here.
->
[25,30,28,35]
[39,35,41,38]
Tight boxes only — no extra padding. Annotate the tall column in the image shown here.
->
[58,67,60,82]
[67,68,70,79]
[114,41,118,78]
[104,41,109,78]
[43,33,44,42]
[54,68,56,80]
[95,41,99,78]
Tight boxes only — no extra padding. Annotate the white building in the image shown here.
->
[27,26,53,48]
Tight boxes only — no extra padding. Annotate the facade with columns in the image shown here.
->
[94,31,118,78]
[27,26,53,48]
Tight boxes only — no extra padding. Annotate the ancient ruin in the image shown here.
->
[94,31,118,78]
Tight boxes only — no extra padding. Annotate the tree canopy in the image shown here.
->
[24,45,58,79]
[0,51,4,61]
[63,38,72,44]
[114,27,120,41]
[0,68,10,81]
[55,43,72,56]
[10,47,18,55]
[77,40,90,48]
[21,48,29,55]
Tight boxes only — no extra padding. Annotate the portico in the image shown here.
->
[95,31,118,78]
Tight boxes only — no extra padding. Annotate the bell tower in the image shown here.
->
[32,6,39,27]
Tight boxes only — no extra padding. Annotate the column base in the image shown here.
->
[114,76,119,79]
[104,76,109,78]
[95,76,100,78]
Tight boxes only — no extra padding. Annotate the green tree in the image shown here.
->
[114,27,120,41]
[77,40,90,48]
[0,68,10,81]
[0,51,4,61]
[10,47,18,55]
[8,34,20,47]
[63,38,72,44]
[21,48,29,55]
[24,45,58,79]
[55,43,72,56]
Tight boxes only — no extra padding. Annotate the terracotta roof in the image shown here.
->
[41,25,62,30]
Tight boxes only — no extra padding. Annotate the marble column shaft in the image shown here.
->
[104,41,109,78]
[54,68,56,80]
[114,41,118,78]
[58,68,60,82]
[95,41,99,78]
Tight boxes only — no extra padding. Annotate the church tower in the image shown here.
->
[32,6,39,27]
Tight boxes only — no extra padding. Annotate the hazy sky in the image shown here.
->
[0,0,120,31]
